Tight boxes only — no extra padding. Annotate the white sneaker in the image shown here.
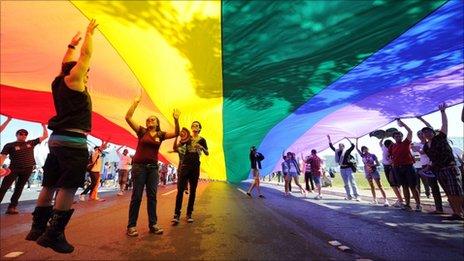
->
[117,191,124,196]
[383,199,390,207]
[314,195,322,200]
[370,199,378,205]
[79,195,86,202]
[354,197,362,202]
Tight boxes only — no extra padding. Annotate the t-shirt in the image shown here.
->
[132,127,166,164]
[48,76,92,132]
[411,142,430,168]
[281,161,289,173]
[381,144,392,165]
[389,138,414,166]
[286,159,300,173]
[362,153,378,174]
[117,153,132,170]
[307,155,322,176]
[182,136,208,165]
[1,138,40,169]
[423,131,456,171]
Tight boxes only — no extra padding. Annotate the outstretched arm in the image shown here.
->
[397,119,412,141]
[379,136,384,148]
[125,90,142,133]
[345,137,355,154]
[62,32,82,65]
[64,19,98,92]
[438,103,448,135]
[0,116,12,133]
[417,115,432,128]
[173,136,179,152]
[327,135,336,151]
[355,138,362,155]
[39,123,49,142]
[164,109,180,139]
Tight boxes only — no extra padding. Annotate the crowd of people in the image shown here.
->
[247,103,463,221]
[0,20,209,253]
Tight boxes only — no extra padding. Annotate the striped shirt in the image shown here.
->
[1,138,40,169]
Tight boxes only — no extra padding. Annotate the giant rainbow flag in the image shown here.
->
[1,0,462,182]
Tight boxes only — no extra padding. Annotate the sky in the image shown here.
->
[0,103,463,169]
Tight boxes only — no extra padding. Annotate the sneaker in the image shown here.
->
[383,199,390,207]
[149,224,163,234]
[370,199,378,205]
[117,191,124,196]
[172,214,180,223]
[314,195,322,200]
[5,206,18,215]
[127,227,138,237]
[354,197,362,202]
[79,195,86,202]
[91,197,106,202]
[393,200,402,208]
[402,205,412,211]
[187,215,194,223]
[344,196,352,200]
[258,194,265,199]
[415,205,422,212]
[246,192,252,198]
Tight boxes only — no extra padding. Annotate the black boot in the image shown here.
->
[36,209,75,253]
[25,206,53,241]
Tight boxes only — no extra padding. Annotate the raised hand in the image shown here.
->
[70,32,82,46]
[438,102,447,112]
[173,109,180,120]
[86,19,98,35]
[134,88,142,103]
[397,118,404,127]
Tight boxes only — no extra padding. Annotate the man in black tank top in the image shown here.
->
[26,20,98,254]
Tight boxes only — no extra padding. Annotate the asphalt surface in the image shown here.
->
[0,181,463,260]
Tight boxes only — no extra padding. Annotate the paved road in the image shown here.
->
[0,181,462,260]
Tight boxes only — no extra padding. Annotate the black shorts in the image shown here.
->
[383,164,399,187]
[394,165,418,188]
[42,146,89,189]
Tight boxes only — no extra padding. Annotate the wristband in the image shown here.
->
[68,44,76,49]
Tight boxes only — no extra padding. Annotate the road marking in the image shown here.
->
[161,189,177,196]
[385,222,398,227]
[338,245,352,252]
[4,252,24,258]
[328,240,342,246]
[237,188,247,195]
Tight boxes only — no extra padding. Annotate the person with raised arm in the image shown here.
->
[79,141,108,202]
[246,146,265,198]
[378,136,403,207]
[422,103,463,220]
[356,138,388,206]
[389,119,421,211]
[125,89,180,236]
[413,116,443,214]
[26,20,98,254]
[0,124,48,213]
[172,121,208,224]
[327,135,360,201]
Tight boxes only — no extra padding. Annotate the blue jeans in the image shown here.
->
[127,163,159,228]
[340,168,359,198]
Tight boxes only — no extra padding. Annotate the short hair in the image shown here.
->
[393,131,403,137]
[61,61,77,76]
[16,129,28,135]
[361,146,368,152]
[192,121,202,133]
[421,127,435,135]
[384,140,393,147]
[311,149,317,154]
